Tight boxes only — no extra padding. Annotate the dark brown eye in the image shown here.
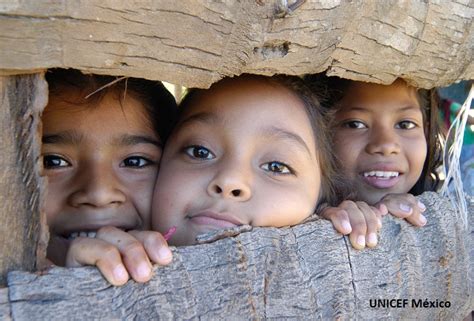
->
[343,120,367,129]
[43,155,70,168]
[261,161,292,175]
[184,145,215,160]
[121,156,153,168]
[396,121,417,129]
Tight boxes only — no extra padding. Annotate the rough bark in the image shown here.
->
[0,1,472,89]
[0,74,47,286]
[4,192,473,320]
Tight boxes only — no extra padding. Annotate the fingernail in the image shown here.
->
[113,264,128,282]
[367,233,377,245]
[399,203,412,213]
[136,262,151,279]
[158,247,172,261]
[163,226,177,241]
[419,215,427,226]
[341,220,352,233]
[357,235,365,247]
[418,201,426,212]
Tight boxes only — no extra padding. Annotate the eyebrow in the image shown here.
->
[114,134,162,148]
[42,131,161,147]
[342,105,421,113]
[261,126,312,155]
[42,130,83,145]
[177,111,219,128]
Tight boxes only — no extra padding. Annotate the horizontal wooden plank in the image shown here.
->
[5,192,473,320]
[0,1,472,88]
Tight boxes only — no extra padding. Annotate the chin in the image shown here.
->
[359,192,384,205]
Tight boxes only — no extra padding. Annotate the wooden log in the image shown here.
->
[0,1,472,88]
[0,288,11,321]
[5,192,473,320]
[0,74,47,286]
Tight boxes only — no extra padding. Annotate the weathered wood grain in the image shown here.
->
[6,192,473,320]
[0,74,47,286]
[0,288,11,321]
[0,1,472,88]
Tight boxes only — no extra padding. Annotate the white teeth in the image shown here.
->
[363,171,399,178]
[67,231,97,240]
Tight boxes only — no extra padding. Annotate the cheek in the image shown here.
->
[152,167,203,230]
[253,174,320,227]
[407,137,428,176]
[334,133,357,159]
[125,174,158,226]
[44,176,69,227]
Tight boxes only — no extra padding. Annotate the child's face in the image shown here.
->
[333,79,427,204]
[152,77,321,246]
[42,89,161,250]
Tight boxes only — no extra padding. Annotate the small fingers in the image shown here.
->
[66,237,129,286]
[381,194,427,226]
[128,230,173,266]
[341,201,368,250]
[355,202,379,248]
[404,208,428,227]
[320,207,352,235]
[97,226,153,283]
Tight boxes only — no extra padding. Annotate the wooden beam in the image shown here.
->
[5,192,473,320]
[0,1,472,88]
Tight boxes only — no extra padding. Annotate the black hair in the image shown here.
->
[304,74,444,195]
[45,68,178,143]
[178,74,350,207]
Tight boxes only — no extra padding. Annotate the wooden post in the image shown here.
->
[0,74,47,286]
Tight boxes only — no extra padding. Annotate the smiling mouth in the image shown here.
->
[61,226,130,241]
[362,170,400,179]
[67,231,98,240]
[360,170,401,189]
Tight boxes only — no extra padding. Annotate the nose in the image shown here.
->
[207,163,252,201]
[365,126,401,155]
[69,163,126,208]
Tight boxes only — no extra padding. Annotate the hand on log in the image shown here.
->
[5,192,473,320]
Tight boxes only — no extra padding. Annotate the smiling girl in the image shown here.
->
[43,69,177,283]
[306,76,444,249]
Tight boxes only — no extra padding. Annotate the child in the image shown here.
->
[42,69,177,284]
[150,74,351,245]
[306,75,444,249]
[67,74,382,284]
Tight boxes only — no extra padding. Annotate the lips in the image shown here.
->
[188,210,243,229]
[359,166,403,189]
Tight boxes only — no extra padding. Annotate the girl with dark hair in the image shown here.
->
[305,75,444,250]
[43,69,177,284]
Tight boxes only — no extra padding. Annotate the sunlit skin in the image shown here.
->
[152,76,322,246]
[333,79,427,205]
[42,89,162,264]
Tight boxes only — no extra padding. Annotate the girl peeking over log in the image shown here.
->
[42,69,177,280]
[305,75,444,250]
